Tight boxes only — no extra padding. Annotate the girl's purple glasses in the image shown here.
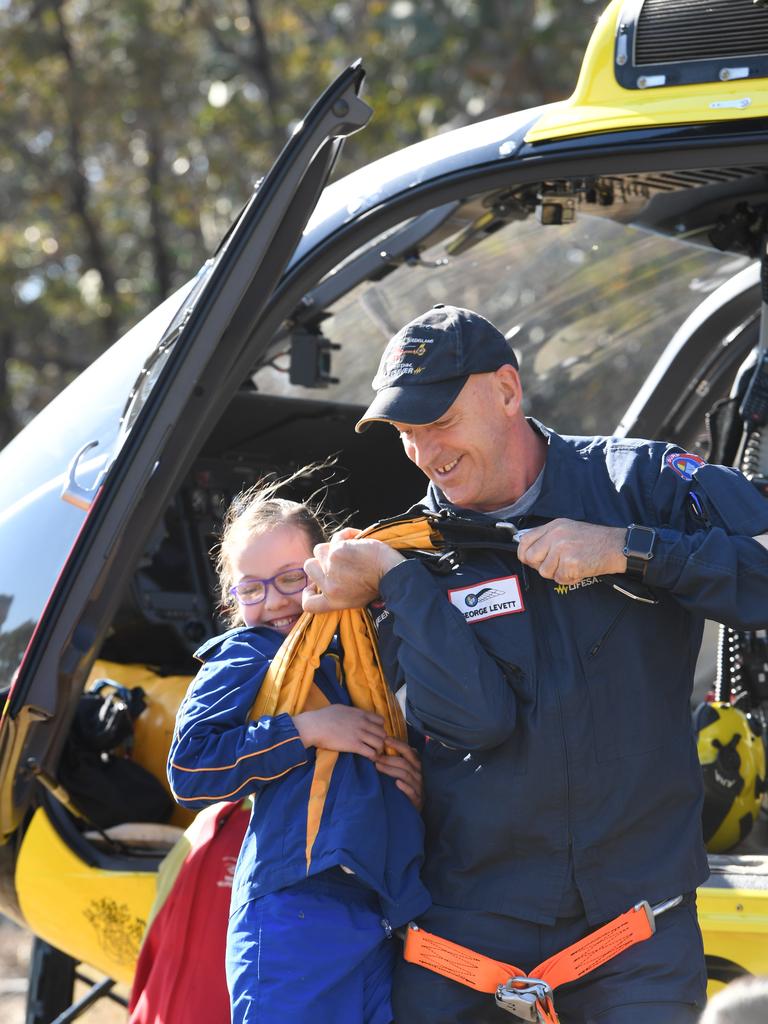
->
[229,567,308,605]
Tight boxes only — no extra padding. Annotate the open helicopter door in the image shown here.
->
[709,236,768,762]
[0,62,371,1016]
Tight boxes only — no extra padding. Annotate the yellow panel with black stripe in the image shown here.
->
[14,660,195,982]
[699,881,768,996]
[526,0,768,142]
[15,804,160,985]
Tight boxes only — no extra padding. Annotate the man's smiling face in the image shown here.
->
[392,367,524,511]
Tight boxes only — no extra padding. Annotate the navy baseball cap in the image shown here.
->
[355,304,518,432]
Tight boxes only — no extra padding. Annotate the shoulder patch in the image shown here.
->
[665,451,707,481]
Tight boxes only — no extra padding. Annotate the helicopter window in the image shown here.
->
[253,209,750,436]
[98,386,426,670]
[0,288,195,681]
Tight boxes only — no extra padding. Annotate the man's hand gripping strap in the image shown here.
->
[249,512,442,733]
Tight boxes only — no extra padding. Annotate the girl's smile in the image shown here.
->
[231,523,313,634]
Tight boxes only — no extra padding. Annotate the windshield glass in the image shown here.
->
[0,287,188,686]
[254,212,750,435]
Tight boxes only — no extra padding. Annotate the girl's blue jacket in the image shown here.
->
[167,626,430,928]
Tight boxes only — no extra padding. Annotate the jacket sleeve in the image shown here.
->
[378,559,520,751]
[167,637,312,809]
[641,453,768,629]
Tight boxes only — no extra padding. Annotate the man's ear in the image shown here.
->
[495,364,523,417]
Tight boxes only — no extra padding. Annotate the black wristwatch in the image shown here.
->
[623,524,656,581]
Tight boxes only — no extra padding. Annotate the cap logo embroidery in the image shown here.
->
[378,336,435,383]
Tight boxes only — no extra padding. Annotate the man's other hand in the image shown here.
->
[375,738,424,811]
[516,518,626,584]
[303,527,406,613]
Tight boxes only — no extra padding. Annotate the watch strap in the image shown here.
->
[624,552,648,581]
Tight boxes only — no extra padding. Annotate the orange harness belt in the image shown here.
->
[404,901,657,1023]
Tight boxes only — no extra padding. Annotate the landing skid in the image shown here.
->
[26,938,127,1024]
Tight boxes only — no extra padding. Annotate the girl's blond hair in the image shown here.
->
[214,465,336,626]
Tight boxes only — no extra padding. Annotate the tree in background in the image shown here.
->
[0,0,601,447]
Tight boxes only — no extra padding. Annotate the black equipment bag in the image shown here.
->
[58,679,174,829]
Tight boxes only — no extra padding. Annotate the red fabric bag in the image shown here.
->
[128,800,250,1024]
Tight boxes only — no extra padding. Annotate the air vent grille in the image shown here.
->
[635,0,768,66]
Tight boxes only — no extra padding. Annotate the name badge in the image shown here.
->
[448,575,525,623]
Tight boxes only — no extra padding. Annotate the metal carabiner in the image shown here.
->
[495,976,553,1021]
[633,893,684,935]
[650,894,684,918]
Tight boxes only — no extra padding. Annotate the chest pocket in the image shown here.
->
[446,566,538,710]
[432,560,535,776]
[575,588,676,763]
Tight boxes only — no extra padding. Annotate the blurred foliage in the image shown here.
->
[0,0,602,446]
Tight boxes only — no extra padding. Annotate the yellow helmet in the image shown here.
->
[694,701,766,854]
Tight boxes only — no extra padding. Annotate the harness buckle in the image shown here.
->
[495,977,553,1021]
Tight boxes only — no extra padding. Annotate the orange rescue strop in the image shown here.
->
[404,901,658,1023]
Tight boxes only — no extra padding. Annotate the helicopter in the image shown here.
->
[1,0,768,1018]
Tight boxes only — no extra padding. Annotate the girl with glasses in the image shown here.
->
[167,475,430,1024]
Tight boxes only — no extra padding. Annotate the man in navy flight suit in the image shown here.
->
[303,304,768,1024]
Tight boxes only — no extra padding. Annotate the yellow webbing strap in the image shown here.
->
[247,514,442,871]
[250,608,406,742]
[250,513,442,735]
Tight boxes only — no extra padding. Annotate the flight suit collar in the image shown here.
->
[525,419,587,523]
[423,418,587,523]
[193,624,276,661]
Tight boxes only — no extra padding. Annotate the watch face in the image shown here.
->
[627,526,655,559]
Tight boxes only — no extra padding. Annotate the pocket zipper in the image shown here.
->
[588,605,629,658]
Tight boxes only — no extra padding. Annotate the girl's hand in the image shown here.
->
[375,737,423,811]
[292,706,386,759]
